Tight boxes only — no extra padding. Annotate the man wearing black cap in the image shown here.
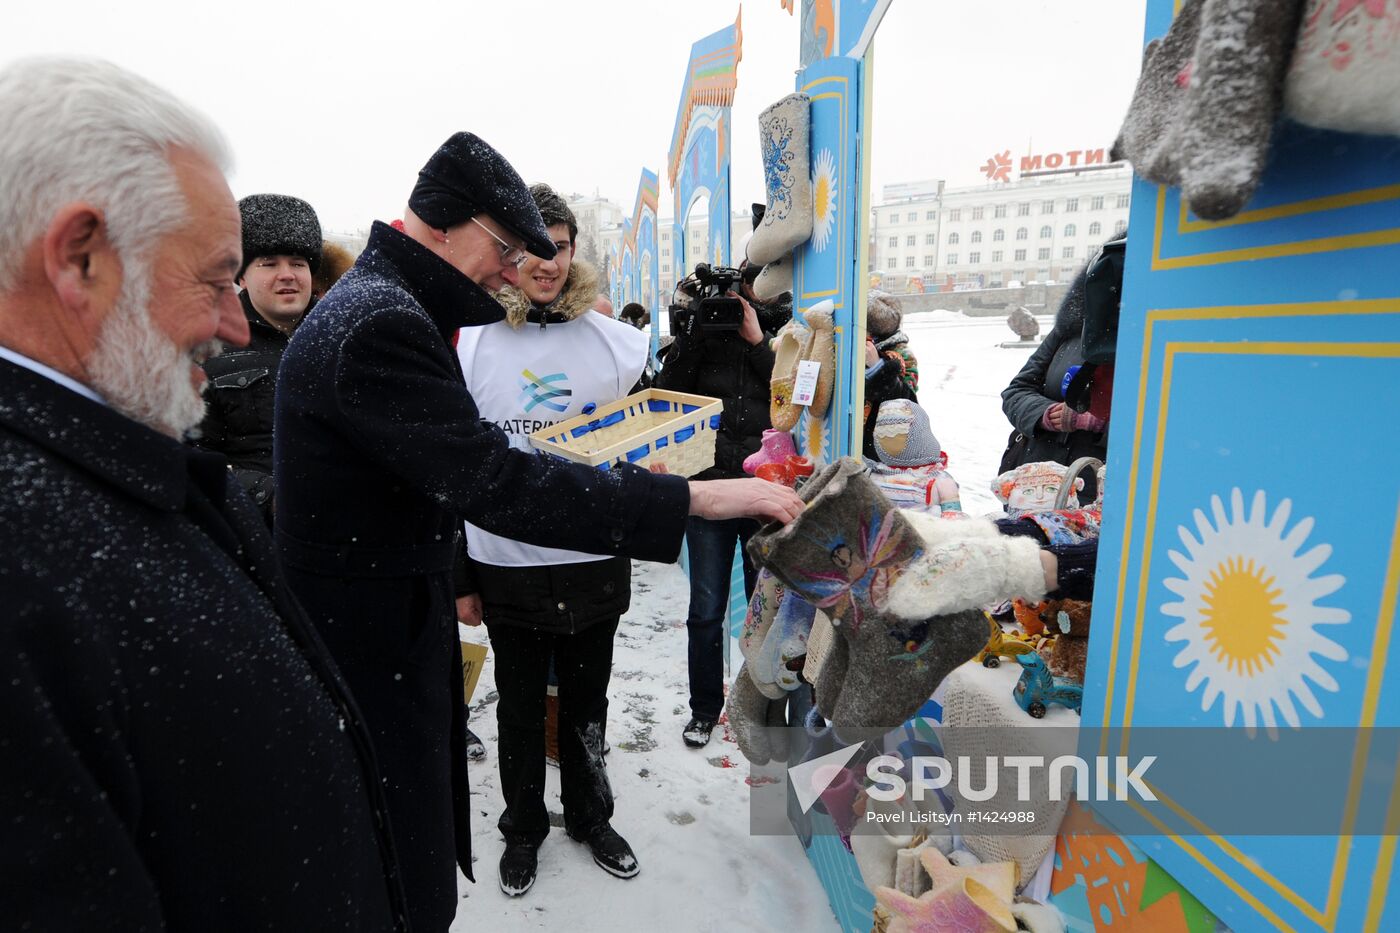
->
[193,193,320,523]
[274,132,802,932]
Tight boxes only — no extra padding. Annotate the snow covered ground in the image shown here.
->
[451,311,1046,931]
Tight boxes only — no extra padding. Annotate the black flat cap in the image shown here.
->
[409,132,556,260]
[238,194,322,279]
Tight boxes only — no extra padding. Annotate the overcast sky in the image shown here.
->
[3,0,1147,233]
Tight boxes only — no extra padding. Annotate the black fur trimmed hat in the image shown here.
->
[237,194,322,279]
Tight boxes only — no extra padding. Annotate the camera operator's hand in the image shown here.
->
[688,478,804,524]
[730,291,764,346]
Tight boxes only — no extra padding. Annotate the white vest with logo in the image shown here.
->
[456,313,649,566]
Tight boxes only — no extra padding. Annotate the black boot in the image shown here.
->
[682,716,716,748]
[498,841,539,896]
[571,824,639,879]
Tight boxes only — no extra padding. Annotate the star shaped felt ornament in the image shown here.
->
[921,847,1019,904]
[874,878,1017,933]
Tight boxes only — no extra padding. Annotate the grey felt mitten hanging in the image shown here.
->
[1112,0,1306,221]
[748,93,814,266]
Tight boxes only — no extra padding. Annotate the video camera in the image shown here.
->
[669,263,753,336]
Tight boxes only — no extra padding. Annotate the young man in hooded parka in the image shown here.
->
[454,184,649,896]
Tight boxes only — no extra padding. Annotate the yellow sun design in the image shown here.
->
[811,148,838,253]
[1199,556,1286,677]
[803,409,826,462]
[1162,489,1350,731]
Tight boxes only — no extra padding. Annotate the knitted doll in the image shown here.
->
[992,461,1100,546]
[868,399,962,514]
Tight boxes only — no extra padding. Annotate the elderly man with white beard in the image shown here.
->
[0,58,410,931]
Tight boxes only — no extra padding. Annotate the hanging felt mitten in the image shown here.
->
[1284,0,1400,136]
[1112,0,1306,220]
[748,93,814,266]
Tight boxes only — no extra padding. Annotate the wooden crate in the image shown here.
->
[528,389,723,477]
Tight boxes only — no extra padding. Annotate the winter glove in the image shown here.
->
[1040,402,1075,433]
[1072,411,1105,433]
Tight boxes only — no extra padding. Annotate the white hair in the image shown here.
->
[0,57,232,294]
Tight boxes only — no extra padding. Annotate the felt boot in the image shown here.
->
[739,569,783,667]
[726,663,780,765]
[877,877,1019,933]
[1111,0,1306,221]
[753,589,817,694]
[748,93,813,266]
[752,253,793,301]
[769,322,812,432]
[801,300,836,418]
[813,630,849,722]
[743,429,798,475]
[748,458,923,630]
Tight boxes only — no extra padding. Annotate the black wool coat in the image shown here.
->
[0,359,407,932]
[653,293,792,480]
[1000,265,1106,499]
[273,222,690,931]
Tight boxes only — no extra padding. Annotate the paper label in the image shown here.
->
[793,359,821,406]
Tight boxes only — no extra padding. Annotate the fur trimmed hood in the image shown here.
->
[497,259,600,328]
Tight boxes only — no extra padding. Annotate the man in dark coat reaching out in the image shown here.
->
[274,131,802,932]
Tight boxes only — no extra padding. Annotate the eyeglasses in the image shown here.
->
[469,216,530,268]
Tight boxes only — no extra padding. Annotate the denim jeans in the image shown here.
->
[684,515,759,720]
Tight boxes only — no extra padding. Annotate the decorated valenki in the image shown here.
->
[748,458,986,728]
[747,92,813,266]
[724,661,793,766]
[1112,0,1306,221]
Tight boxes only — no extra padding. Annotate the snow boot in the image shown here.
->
[571,824,640,879]
[465,726,486,762]
[498,841,539,897]
[682,716,716,749]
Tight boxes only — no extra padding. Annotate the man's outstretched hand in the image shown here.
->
[688,478,804,524]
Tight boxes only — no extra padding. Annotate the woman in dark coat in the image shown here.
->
[1000,265,1107,500]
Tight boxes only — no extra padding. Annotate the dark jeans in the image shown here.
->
[488,618,619,846]
[683,515,759,720]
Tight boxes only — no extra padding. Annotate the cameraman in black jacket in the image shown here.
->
[655,261,792,747]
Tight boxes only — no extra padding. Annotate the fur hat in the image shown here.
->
[237,194,321,280]
[409,131,556,260]
[866,289,902,339]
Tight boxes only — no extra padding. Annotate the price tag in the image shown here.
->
[792,360,821,406]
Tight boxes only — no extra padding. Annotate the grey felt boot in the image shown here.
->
[1112,0,1305,221]
[748,93,813,266]
[726,663,792,765]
